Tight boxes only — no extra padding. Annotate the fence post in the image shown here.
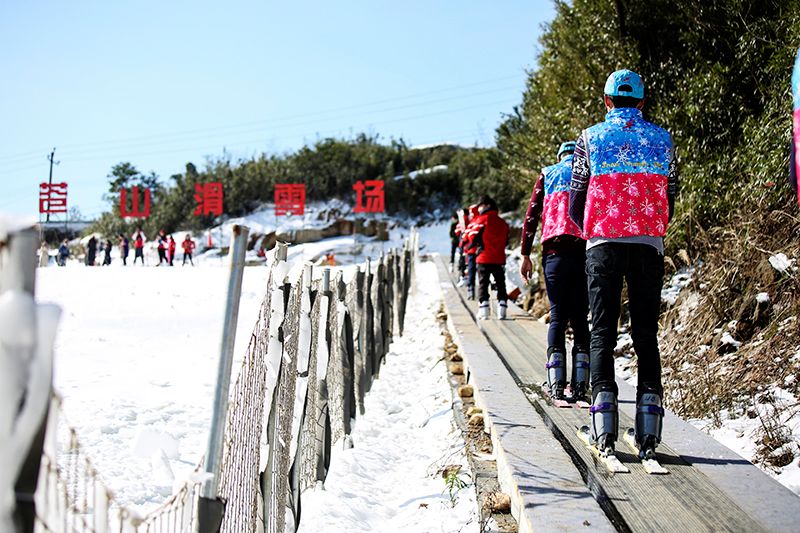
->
[0,223,60,533]
[197,224,249,533]
[261,242,289,533]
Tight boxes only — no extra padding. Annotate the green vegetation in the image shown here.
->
[90,135,499,237]
[496,0,800,253]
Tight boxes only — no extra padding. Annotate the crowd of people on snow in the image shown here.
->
[46,228,197,267]
[448,69,678,463]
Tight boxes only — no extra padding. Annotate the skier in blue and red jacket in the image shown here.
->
[469,195,510,320]
[569,69,679,460]
[520,141,590,402]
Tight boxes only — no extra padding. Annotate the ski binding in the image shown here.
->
[540,383,571,408]
[541,383,590,408]
[623,428,669,475]
[576,426,629,473]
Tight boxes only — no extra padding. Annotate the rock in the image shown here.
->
[466,406,482,416]
[449,362,464,375]
[468,413,484,427]
[458,384,474,398]
[485,491,511,513]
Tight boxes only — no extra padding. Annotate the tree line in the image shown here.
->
[90,134,506,238]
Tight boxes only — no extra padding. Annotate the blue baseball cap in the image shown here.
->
[604,69,644,99]
[557,141,576,158]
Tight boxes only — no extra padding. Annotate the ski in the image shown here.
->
[622,428,669,474]
[540,382,571,408]
[576,426,629,473]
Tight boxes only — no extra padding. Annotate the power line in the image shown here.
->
[61,98,517,163]
[0,73,525,163]
[4,85,521,163]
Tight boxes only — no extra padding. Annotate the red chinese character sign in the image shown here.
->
[275,183,306,216]
[194,182,224,216]
[120,186,151,218]
[353,180,385,213]
[39,182,68,214]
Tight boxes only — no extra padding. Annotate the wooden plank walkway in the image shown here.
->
[435,255,800,532]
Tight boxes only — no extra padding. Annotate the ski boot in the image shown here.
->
[545,347,567,400]
[635,385,664,460]
[591,385,618,457]
[570,346,590,402]
[467,286,475,300]
[497,300,507,320]
[478,301,490,320]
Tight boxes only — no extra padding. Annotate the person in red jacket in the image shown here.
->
[167,235,177,266]
[132,228,146,265]
[459,204,481,300]
[454,205,470,282]
[182,234,196,266]
[156,230,168,266]
[470,195,510,319]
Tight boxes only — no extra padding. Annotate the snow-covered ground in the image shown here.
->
[34,224,478,529]
[297,260,478,533]
[36,264,268,509]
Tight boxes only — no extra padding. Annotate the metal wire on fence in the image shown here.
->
[28,229,418,533]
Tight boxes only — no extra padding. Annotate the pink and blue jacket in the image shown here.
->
[569,107,678,239]
[521,155,584,256]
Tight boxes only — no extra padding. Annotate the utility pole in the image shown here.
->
[45,148,59,223]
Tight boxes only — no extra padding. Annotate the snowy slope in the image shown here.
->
[36,265,267,509]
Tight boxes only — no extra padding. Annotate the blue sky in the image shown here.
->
[1,1,554,219]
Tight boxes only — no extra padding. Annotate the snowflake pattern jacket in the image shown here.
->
[568,107,678,239]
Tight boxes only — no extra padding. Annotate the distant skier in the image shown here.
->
[455,205,470,279]
[102,239,112,266]
[182,234,195,266]
[167,235,176,266]
[569,69,679,460]
[469,195,510,320]
[86,236,97,266]
[38,241,50,268]
[520,141,590,402]
[449,211,459,265]
[132,228,146,265]
[460,204,481,300]
[57,239,69,266]
[118,234,130,266]
[156,230,168,266]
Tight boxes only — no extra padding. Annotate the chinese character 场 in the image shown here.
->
[353,180,385,213]
[120,186,151,218]
[39,182,68,214]
[194,182,224,216]
[274,183,306,216]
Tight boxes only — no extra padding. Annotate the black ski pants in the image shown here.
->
[477,263,507,303]
[586,243,664,399]
[467,253,477,292]
[543,250,590,351]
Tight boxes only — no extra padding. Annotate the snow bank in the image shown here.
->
[297,261,478,533]
[36,265,266,511]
